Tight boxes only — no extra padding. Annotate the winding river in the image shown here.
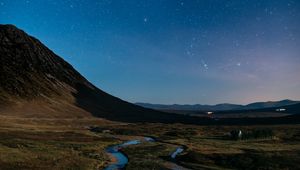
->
[104,137,187,170]
[104,137,155,170]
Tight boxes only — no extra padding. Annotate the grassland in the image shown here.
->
[0,115,300,170]
[93,123,300,170]
[0,116,120,170]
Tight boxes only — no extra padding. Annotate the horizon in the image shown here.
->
[136,99,299,106]
[1,0,299,104]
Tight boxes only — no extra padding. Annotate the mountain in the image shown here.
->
[250,102,300,114]
[136,100,300,111]
[242,100,300,110]
[0,24,202,123]
[282,103,300,114]
[135,103,243,111]
[1,24,298,125]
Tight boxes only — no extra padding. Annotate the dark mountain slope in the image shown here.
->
[0,24,85,99]
[0,24,202,123]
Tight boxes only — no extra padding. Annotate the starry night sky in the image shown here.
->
[1,0,299,104]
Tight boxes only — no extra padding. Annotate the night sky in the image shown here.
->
[1,0,299,104]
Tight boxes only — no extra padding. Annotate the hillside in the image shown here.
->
[0,24,198,123]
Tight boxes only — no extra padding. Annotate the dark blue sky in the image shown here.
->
[1,0,299,104]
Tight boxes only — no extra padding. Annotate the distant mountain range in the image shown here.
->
[136,100,300,111]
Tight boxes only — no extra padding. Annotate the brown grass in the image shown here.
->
[1,115,300,170]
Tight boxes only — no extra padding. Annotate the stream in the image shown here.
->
[104,137,186,170]
[171,147,184,159]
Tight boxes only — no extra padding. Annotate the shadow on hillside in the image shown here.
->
[72,83,210,124]
[72,83,300,125]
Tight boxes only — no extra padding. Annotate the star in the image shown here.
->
[201,60,209,70]
[144,18,148,22]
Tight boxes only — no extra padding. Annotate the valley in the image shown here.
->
[1,115,300,170]
[0,23,299,170]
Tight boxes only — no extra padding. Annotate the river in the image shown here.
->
[104,137,187,170]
